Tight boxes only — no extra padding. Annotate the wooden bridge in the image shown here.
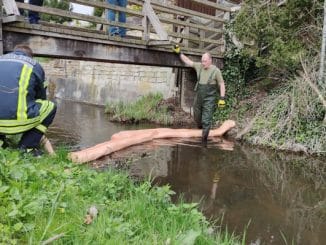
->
[0,0,239,67]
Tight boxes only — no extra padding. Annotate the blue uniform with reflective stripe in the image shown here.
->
[0,51,55,136]
[0,51,46,119]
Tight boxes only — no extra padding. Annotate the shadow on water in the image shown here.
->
[49,100,326,245]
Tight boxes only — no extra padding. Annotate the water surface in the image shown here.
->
[48,100,326,245]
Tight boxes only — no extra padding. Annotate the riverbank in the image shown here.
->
[105,93,196,127]
[0,148,243,244]
[228,81,326,156]
[105,89,325,156]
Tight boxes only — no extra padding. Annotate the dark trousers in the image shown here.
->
[19,104,56,149]
[16,0,44,23]
[193,84,217,143]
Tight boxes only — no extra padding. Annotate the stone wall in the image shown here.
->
[42,59,177,106]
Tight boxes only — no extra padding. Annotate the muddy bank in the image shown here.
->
[107,97,197,127]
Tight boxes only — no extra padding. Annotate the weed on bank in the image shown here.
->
[0,148,242,244]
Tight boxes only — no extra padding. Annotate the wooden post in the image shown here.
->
[142,0,150,41]
[199,29,205,49]
[142,0,168,42]
[184,18,190,48]
[221,11,230,53]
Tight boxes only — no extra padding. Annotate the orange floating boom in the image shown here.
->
[69,120,236,164]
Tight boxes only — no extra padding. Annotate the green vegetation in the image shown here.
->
[233,0,323,79]
[219,0,326,154]
[105,93,173,125]
[244,63,326,154]
[0,148,242,244]
[214,41,254,123]
[35,57,52,63]
[42,0,72,24]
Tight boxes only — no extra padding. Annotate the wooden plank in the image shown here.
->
[39,21,110,35]
[190,0,231,12]
[5,19,223,49]
[3,23,146,47]
[20,1,221,35]
[70,0,143,17]
[71,0,230,22]
[146,40,171,46]
[2,0,20,15]
[167,29,223,45]
[2,31,215,67]
[15,2,223,38]
[130,0,226,23]
[184,18,190,48]
[143,0,168,40]
[2,15,24,23]
[16,2,143,31]
[142,6,149,41]
[158,14,222,33]
[3,23,223,57]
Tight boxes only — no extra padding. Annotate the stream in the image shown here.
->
[48,99,325,245]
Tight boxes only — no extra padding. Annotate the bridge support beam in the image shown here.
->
[2,29,223,67]
[2,31,194,67]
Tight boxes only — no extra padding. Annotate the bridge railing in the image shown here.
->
[2,0,238,57]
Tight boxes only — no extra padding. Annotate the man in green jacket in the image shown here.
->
[173,45,226,144]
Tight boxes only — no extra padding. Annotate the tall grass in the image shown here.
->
[244,59,326,154]
[0,148,243,244]
[105,93,172,125]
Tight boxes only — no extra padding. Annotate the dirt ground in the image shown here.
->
[157,97,196,128]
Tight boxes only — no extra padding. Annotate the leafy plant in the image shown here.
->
[232,0,324,79]
[42,0,72,24]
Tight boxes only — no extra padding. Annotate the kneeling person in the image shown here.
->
[0,44,56,156]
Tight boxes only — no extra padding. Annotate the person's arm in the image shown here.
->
[216,69,226,108]
[216,69,225,97]
[219,79,225,98]
[179,53,194,67]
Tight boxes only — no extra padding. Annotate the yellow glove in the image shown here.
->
[172,44,181,54]
[217,98,226,108]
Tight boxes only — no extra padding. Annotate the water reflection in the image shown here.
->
[150,144,325,245]
[49,100,325,245]
[48,99,155,150]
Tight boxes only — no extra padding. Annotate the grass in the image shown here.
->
[0,147,243,244]
[234,59,326,155]
[105,93,172,125]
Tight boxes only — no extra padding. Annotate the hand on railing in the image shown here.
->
[172,45,181,55]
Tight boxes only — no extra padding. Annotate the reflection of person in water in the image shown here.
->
[210,171,220,200]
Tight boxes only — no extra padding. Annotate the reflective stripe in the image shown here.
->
[0,117,40,126]
[0,123,39,134]
[17,65,33,120]
[0,53,36,66]
[0,100,55,134]
[36,100,55,122]
[36,124,47,133]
